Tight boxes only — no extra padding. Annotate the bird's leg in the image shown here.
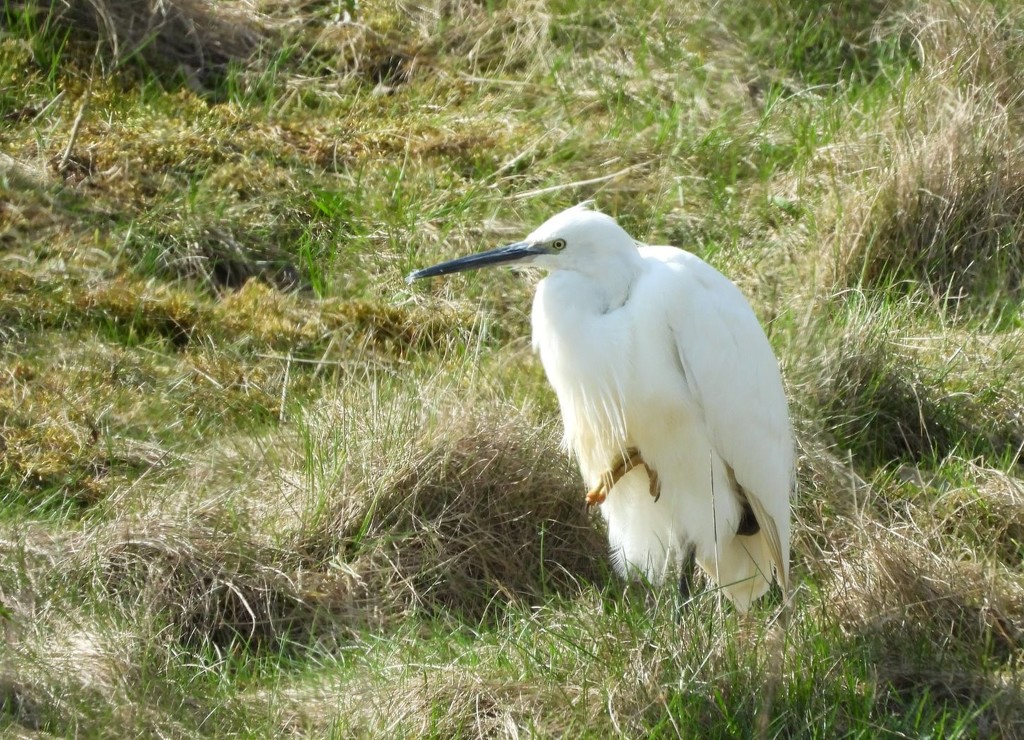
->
[585,447,661,508]
[736,500,760,536]
[678,546,697,604]
[726,463,760,537]
[622,448,663,501]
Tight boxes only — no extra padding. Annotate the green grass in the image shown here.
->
[2,0,1024,736]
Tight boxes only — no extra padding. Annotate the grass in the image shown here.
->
[2,0,1023,735]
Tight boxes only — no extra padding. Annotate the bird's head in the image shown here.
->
[406,202,638,283]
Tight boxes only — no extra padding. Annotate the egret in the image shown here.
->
[408,202,793,611]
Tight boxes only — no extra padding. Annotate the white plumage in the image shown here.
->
[409,202,793,611]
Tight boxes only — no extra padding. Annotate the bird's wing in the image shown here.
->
[643,246,793,586]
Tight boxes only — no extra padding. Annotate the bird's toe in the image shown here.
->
[648,468,661,501]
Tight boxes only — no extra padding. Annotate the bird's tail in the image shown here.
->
[745,493,789,591]
[698,530,778,613]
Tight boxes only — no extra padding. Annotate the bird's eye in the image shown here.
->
[551,238,567,251]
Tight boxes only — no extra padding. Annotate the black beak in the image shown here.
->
[406,241,542,282]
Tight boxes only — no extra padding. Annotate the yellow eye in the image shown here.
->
[552,238,567,251]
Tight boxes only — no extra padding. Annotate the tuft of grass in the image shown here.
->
[3,0,266,90]
[720,0,919,89]
[785,292,1024,473]
[297,391,605,625]
[823,2,1024,322]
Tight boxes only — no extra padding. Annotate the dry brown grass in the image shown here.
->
[788,433,1024,730]
[19,0,266,86]
[3,380,602,648]
[823,1,1024,315]
[299,400,605,623]
[822,516,1023,712]
[1,375,612,731]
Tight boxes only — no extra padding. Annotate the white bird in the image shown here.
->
[408,202,793,611]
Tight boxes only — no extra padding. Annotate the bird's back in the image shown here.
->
[637,244,793,600]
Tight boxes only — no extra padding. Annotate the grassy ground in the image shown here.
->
[2,0,1023,736]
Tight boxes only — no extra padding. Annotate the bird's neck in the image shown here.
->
[561,251,644,313]
[531,253,644,473]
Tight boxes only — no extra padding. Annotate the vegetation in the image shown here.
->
[2,0,1023,735]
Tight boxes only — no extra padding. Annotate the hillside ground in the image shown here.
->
[2,0,1023,736]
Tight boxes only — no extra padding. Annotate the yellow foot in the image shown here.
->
[585,447,661,508]
[585,486,607,507]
